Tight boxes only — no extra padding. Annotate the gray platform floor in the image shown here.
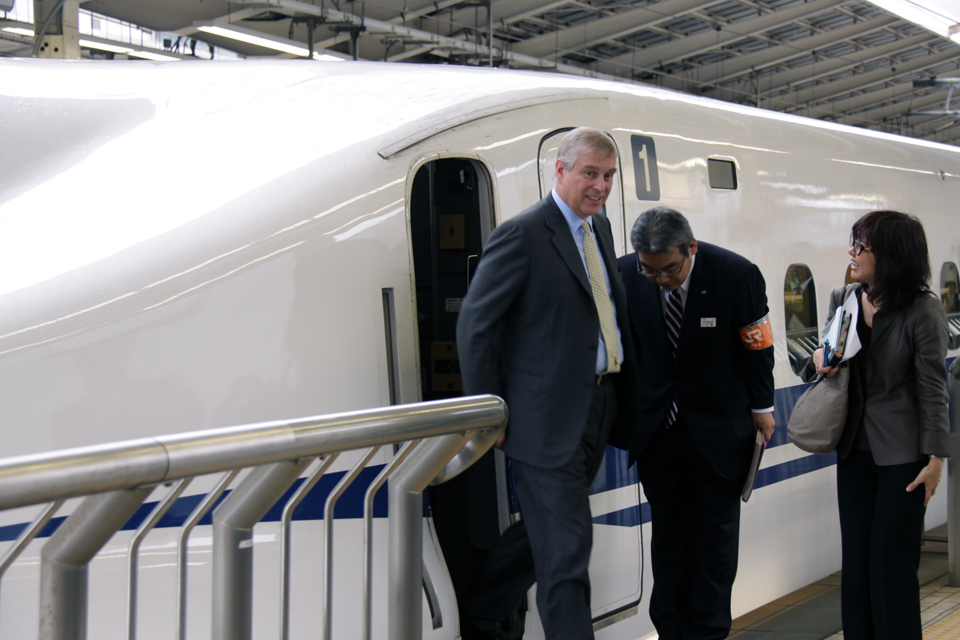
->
[729,524,957,639]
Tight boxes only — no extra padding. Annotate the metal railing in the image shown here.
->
[0,395,508,640]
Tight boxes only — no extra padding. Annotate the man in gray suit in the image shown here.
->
[457,127,641,639]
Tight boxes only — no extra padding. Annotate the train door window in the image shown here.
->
[784,264,818,376]
[940,262,960,349]
[538,128,625,254]
[708,158,738,190]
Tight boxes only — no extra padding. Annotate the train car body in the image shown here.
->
[0,59,958,639]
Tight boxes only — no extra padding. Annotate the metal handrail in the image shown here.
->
[0,395,505,511]
[0,395,507,640]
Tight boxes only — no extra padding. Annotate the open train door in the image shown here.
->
[407,156,516,637]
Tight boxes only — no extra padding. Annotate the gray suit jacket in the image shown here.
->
[820,285,955,464]
[456,195,641,469]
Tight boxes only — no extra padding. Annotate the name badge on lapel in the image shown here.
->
[701,318,717,328]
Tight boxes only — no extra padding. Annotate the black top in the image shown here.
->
[854,290,873,452]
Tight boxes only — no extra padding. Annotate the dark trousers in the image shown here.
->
[837,448,927,640]
[462,379,617,639]
[637,415,744,640]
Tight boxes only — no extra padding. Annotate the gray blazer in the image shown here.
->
[820,285,955,464]
[456,195,641,469]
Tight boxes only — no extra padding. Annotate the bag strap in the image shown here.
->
[840,282,860,304]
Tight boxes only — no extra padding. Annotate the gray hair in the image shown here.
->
[557,127,616,171]
[630,206,694,256]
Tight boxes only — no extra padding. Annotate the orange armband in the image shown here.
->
[739,315,774,350]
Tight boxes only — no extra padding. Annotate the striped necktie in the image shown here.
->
[581,221,620,374]
[664,288,682,426]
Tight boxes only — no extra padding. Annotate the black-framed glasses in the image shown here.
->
[852,239,871,256]
[637,253,686,278]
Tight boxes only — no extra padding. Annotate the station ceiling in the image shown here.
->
[6,0,960,146]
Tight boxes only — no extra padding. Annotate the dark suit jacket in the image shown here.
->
[456,195,642,469]
[816,285,955,463]
[618,242,775,479]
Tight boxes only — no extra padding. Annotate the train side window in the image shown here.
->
[784,264,818,376]
[940,262,960,349]
[708,158,737,190]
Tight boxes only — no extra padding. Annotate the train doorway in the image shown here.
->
[408,157,515,632]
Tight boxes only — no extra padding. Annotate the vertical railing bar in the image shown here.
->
[177,469,239,640]
[0,497,66,618]
[279,454,339,640]
[0,499,64,580]
[128,478,191,640]
[323,447,381,640]
[363,440,419,640]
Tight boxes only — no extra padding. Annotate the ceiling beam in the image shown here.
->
[753,32,936,100]
[783,47,959,114]
[675,15,897,92]
[511,0,709,59]
[596,0,840,77]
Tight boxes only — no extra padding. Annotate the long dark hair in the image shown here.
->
[851,210,931,312]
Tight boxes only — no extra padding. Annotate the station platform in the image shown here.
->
[729,524,960,639]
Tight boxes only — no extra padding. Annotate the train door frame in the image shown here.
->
[536,129,645,624]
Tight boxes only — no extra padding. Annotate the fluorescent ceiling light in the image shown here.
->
[196,22,311,57]
[2,27,34,37]
[79,38,133,54]
[127,50,181,62]
[867,0,960,42]
[196,22,346,60]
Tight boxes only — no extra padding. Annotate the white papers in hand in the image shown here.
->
[823,291,861,363]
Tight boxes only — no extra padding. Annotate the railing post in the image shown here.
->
[212,459,310,640]
[388,482,425,640]
[948,358,960,586]
[39,487,153,640]
[388,432,475,640]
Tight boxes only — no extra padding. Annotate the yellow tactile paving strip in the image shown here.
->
[920,579,960,639]
[925,608,960,639]
[822,562,960,639]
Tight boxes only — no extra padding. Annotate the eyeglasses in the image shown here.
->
[637,253,686,278]
[851,239,871,256]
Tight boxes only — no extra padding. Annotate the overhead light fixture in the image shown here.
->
[195,21,345,60]
[867,0,960,43]
[79,38,133,54]
[127,50,181,62]
[2,27,34,37]
[79,38,182,61]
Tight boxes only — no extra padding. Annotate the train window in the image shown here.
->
[940,262,960,349]
[784,264,818,376]
[708,158,737,190]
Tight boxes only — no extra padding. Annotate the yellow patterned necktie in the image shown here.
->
[581,220,620,374]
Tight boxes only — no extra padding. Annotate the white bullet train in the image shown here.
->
[0,58,958,640]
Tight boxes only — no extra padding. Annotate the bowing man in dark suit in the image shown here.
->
[617,207,775,640]
[456,127,641,639]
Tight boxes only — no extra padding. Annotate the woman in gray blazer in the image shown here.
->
[812,210,954,640]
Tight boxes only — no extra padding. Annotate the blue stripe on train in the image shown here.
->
[0,466,391,543]
[591,380,832,527]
